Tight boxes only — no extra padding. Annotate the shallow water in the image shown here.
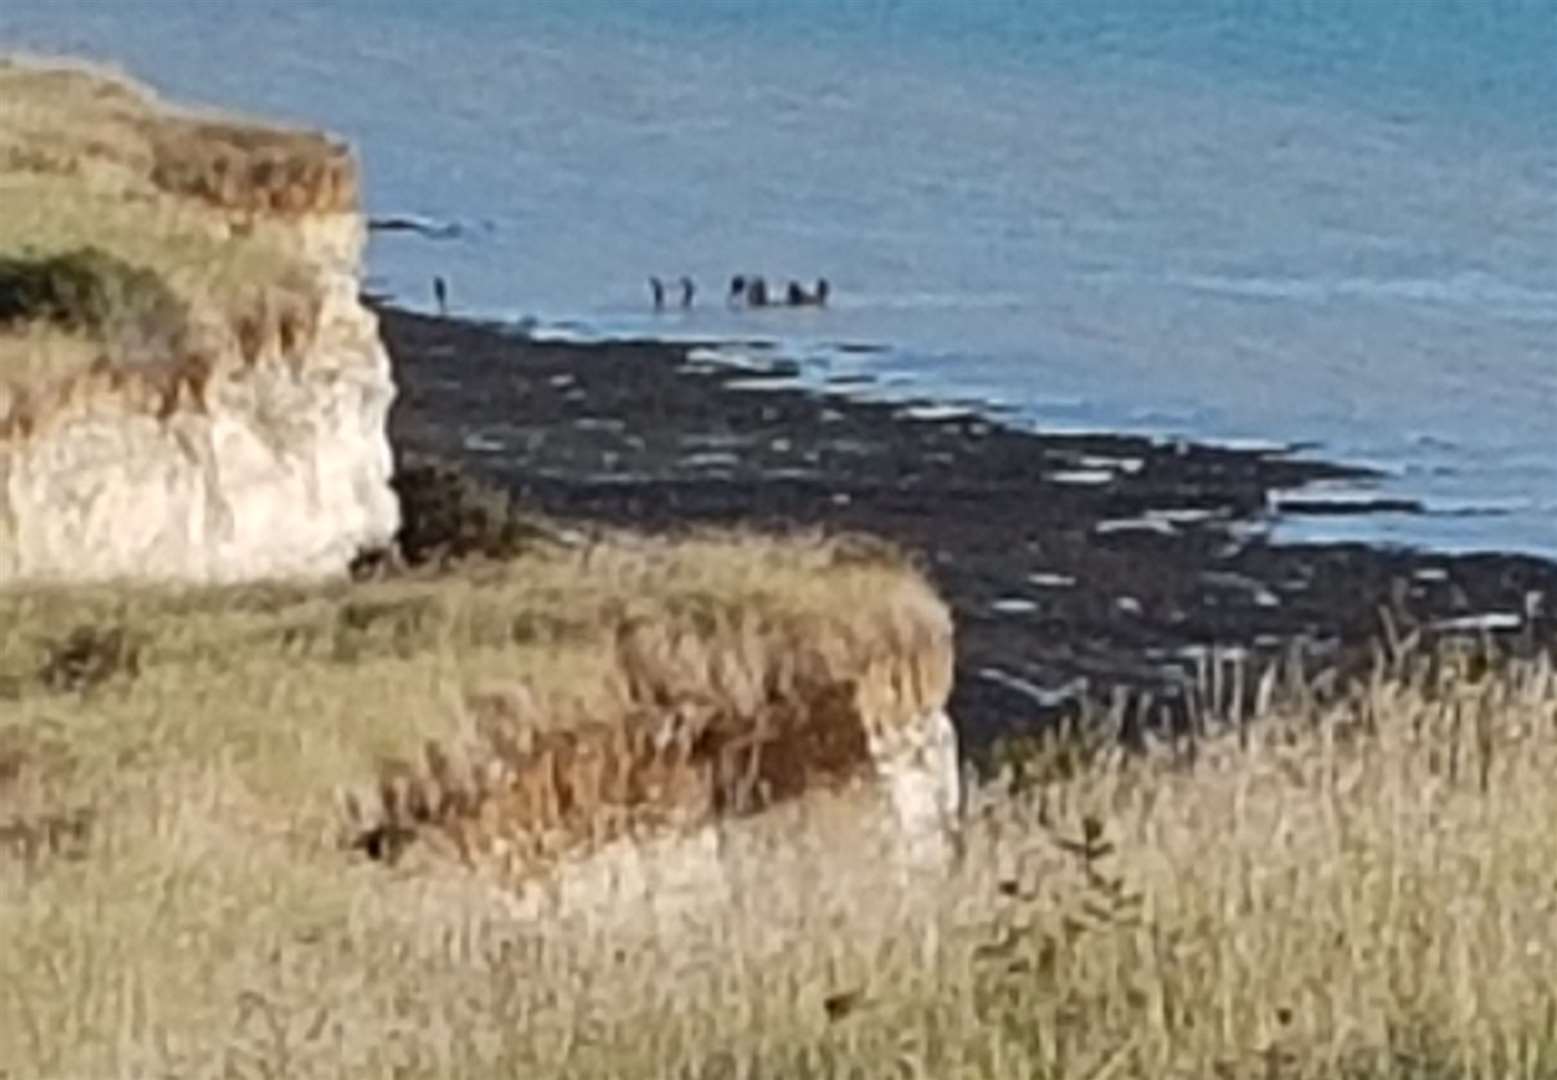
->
[7,1,1556,554]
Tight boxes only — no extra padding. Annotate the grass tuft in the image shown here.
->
[390,456,579,570]
[36,623,141,694]
[0,246,190,361]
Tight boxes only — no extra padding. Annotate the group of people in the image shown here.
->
[649,274,830,311]
[731,274,830,309]
[647,275,698,310]
[429,272,830,319]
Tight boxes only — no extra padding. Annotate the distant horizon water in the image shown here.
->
[6,1,1556,555]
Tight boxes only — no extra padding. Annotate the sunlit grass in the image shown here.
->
[0,56,352,403]
[4,557,1556,1079]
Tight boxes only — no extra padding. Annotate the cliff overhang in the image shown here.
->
[0,57,397,584]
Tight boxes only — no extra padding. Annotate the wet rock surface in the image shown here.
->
[382,307,1557,755]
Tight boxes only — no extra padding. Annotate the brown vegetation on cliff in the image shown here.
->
[0,57,354,438]
[0,528,951,882]
[0,57,356,214]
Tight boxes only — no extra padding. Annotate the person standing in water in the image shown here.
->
[433,275,449,316]
[649,276,666,310]
[784,278,831,307]
[728,275,748,306]
[679,276,696,308]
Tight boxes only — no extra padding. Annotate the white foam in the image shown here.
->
[1268,488,1399,509]
[679,452,741,469]
[1176,645,1251,663]
[1096,517,1176,536]
[1421,496,1536,517]
[1080,455,1145,474]
[977,668,1082,708]
[1146,507,1220,525]
[725,376,802,392]
[369,212,466,239]
[1049,469,1116,486]
[685,346,770,371]
[898,404,977,421]
[1432,613,1523,633]
[1195,436,1291,454]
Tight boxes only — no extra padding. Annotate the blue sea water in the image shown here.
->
[6,1,1557,555]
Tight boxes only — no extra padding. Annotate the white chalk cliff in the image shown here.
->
[340,539,967,921]
[0,60,398,585]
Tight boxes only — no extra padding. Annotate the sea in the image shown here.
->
[7,1,1557,556]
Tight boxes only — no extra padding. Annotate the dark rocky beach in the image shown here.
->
[381,306,1557,755]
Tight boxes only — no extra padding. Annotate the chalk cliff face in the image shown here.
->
[477,707,963,925]
[0,222,398,584]
[0,61,398,585]
[337,538,965,920]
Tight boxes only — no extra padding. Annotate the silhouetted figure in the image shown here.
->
[747,276,770,308]
[679,276,696,308]
[781,278,831,307]
[728,275,748,306]
[649,276,666,310]
[433,275,448,316]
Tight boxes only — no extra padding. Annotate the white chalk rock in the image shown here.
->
[489,707,964,927]
[0,215,398,586]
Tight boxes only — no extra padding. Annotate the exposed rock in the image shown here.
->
[0,59,397,585]
[337,534,963,916]
[377,707,963,925]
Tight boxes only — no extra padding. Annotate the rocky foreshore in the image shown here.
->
[382,306,1557,754]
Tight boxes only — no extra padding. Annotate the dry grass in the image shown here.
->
[0,527,950,888]
[0,56,352,412]
[3,534,1557,1078]
[0,56,355,214]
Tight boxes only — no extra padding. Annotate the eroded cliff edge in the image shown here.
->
[0,58,397,583]
[0,59,963,923]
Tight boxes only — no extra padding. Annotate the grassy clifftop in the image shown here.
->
[0,527,952,878]
[5,550,1557,1078]
[0,58,358,435]
[0,58,355,214]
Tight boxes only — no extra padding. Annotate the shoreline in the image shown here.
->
[381,305,1557,753]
